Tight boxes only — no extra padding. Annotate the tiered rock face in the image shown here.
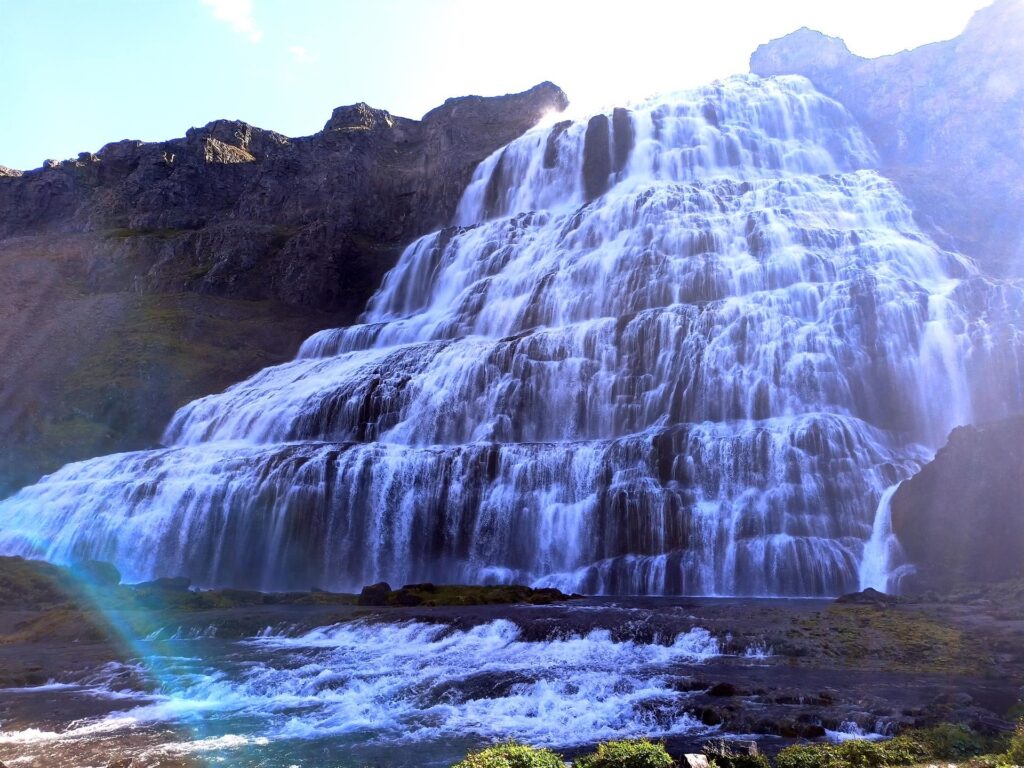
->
[3,75,1020,595]
[0,82,568,493]
[890,415,1024,592]
[750,0,1024,278]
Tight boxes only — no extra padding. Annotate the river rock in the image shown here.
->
[835,587,897,606]
[357,582,392,606]
[703,738,760,759]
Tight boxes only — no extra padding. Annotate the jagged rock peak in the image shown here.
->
[324,102,397,132]
[749,27,859,77]
[747,0,1024,278]
[423,80,569,123]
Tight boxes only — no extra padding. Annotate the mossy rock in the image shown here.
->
[385,583,575,607]
[452,742,564,768]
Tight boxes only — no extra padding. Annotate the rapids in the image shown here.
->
[1,75,1021,595]
[0,618,729,767]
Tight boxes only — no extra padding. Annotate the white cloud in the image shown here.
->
[201,0,263,43]
[288,45,316,64]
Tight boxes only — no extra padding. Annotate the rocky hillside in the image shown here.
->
[891,415,1024,593]
[751,0,1024,277]
[0,83,568,494]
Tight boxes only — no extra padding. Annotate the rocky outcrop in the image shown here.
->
[0,82,568,493]
[891,415,1024,592]
[751,0,1024,277]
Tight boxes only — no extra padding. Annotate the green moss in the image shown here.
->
[452,742,564,768]
[574,740,674,768]
[783,605,982,674]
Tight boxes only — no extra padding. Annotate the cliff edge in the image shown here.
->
[751,0,1024,277]
[0,82,568,493]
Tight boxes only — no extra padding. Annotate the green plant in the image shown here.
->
[574,739,674,768]
[906,723,992,760]
[773,736,924,768]
[1005,719,1024,766]
[713,754,770,768]
[452,742,564,768]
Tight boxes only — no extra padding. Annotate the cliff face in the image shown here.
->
[0,83,568,494]
[751,0,1024,277]
[890,415,1024,592]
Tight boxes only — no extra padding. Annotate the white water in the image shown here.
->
[0,619,732,765]
[0,74,1022,594]
[858,483,903,592]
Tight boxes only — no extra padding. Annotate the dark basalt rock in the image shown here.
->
[358,581,393,606]
[750,0,1024,277]
[835,587,897,606]
[701,101,720,128]
[543,120,572,169]
[890,415,1024,593]
[582,113,612,201]
[482,148,509,219]
[0,82,568,494]
[611,107,634,175]
[708,682,741,697]
[702,739,760,758]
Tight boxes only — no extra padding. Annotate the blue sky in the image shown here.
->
[0,0,990,170]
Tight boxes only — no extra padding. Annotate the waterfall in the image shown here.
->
[857,483,903,592]
[1,75,1022,595]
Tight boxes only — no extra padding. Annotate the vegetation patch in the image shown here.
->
[774,724,1002,768]
[452,742,564,768]
[575,739,675,768]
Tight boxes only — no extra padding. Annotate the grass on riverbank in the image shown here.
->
[450,723,1024,768]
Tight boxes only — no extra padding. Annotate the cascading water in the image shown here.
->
[1,75,1021,595]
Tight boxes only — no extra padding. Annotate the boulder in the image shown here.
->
[703,738,760,759]
[835,587,897,606]
[890,416,1024,592]
[357,582,392,606]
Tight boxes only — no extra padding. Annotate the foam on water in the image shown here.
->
[135,620,717,746]
[0,619,733,763]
